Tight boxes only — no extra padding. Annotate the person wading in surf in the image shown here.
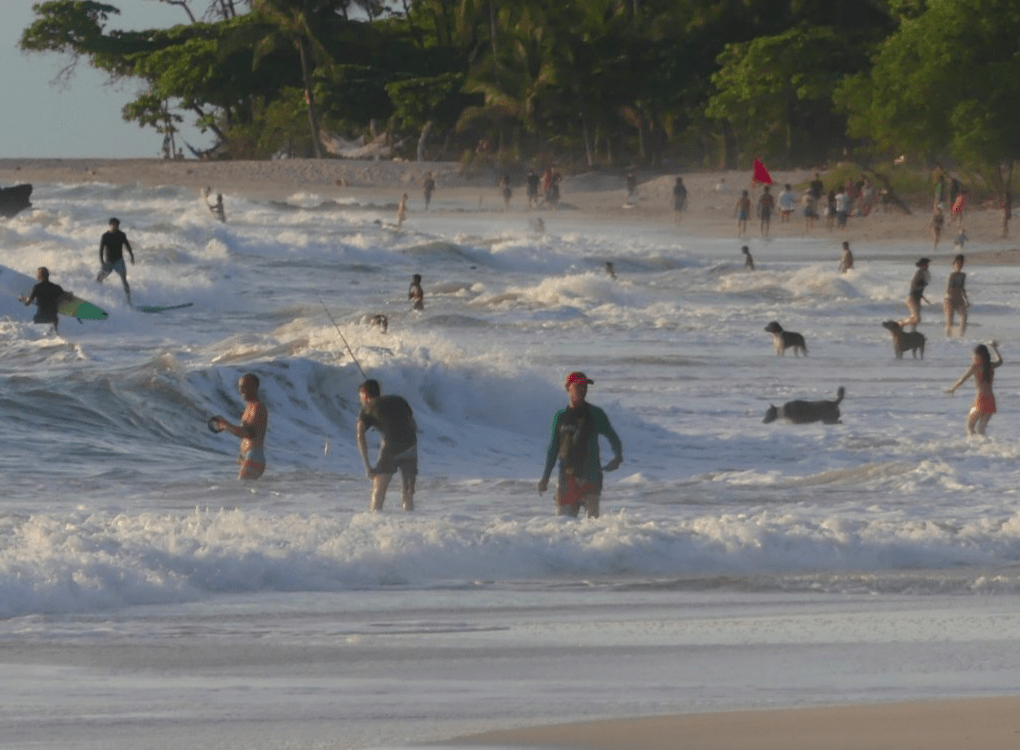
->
[210,373,268,480]
[20,266,70,334]
[356,379,418,511]
[537,371,623,519]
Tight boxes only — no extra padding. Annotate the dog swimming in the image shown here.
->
[763,386,845,424]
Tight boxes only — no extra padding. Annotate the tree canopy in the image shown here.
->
[17,0,1020,174]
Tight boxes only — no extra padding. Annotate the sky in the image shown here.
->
[2,1,215,159]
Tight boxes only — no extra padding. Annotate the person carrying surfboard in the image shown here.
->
[209,373,268,480]
[356,379,418,512]
[537,371,623,519]
[96,217,135,304]
[20,266,70,333]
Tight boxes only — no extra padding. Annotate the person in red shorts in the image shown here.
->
[538,371,623,519]
[946,341,1003,436]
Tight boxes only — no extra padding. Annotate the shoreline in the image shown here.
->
[2,157,1019,265]
[450,696,1020,750]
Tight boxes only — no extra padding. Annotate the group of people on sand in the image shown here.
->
[22,217,136,332]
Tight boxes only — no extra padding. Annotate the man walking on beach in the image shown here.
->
[97,217,135,304]
[538,371,623,519]
[20,266,69,334]
[356,379,418,512]
[210,373,268,480]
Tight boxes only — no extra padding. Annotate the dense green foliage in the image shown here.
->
[17,0,1020,175]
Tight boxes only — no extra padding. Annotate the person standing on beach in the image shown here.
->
[526,169,540,209]
[673,177,688,223]
[757,186,775,237]
[943,253,969,337]
[834,187,849,228]
[210,373,268,480]
[945,341,1002,436]
[825,190,836,230]
[20,266,69,334]
[423,172,435,210]
[409,274,424,311]
[778,184,795,223]
[839,241,854,274]
[802,190,816,231]
[734,190,751,237]
[900,257,931,332]
[538,371,623,519]
[356,378,418,512]
[97,217,134,304]
[810,173,824,202]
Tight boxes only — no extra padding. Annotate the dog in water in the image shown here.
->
[881,320,925,359]
[367,314,388,334]
[763,386,845,424]
[764,321,808,356]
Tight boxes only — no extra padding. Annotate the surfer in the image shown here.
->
[409,274,424,311]
[356,379,418,512]
[537,371,623,519]
[210,373,268,480]
[20,266,69,333]
[96,217,135,304]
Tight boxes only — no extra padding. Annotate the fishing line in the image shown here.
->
[316,293,368,380]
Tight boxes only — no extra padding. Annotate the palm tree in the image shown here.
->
[252,0,337,158]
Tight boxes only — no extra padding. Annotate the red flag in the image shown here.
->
[752,158,773,185]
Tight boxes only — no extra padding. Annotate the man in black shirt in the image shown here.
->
[97,217,135,303]
[356,379,418,511]
[21,266,68,333]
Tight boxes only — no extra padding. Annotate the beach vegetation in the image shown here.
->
[17,0,1020,183]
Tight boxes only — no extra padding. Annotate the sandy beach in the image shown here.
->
[454,697,1020,750]
[4,157,1020,750]
[3,157,1018,266]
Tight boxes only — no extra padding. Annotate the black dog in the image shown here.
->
[763,387,844,424]
[764,321,808,356]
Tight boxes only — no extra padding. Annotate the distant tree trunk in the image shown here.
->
[580,112,594,167]
[297,39,323,159]
[417,120,434,161]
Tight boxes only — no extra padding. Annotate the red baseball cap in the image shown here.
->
[565,371,594,389]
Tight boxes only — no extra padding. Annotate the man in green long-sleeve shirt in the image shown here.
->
[538,371,623,518]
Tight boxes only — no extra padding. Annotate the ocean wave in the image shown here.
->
[3,505,1020,617]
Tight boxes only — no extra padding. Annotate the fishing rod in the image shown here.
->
[316,293,368,380]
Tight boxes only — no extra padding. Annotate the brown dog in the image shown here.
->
[882,320,925,359]
[764,321,808,356]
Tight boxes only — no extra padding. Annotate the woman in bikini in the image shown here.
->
[900,257,931,331]
[945,341,1003,436]
[943,254,969,337]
